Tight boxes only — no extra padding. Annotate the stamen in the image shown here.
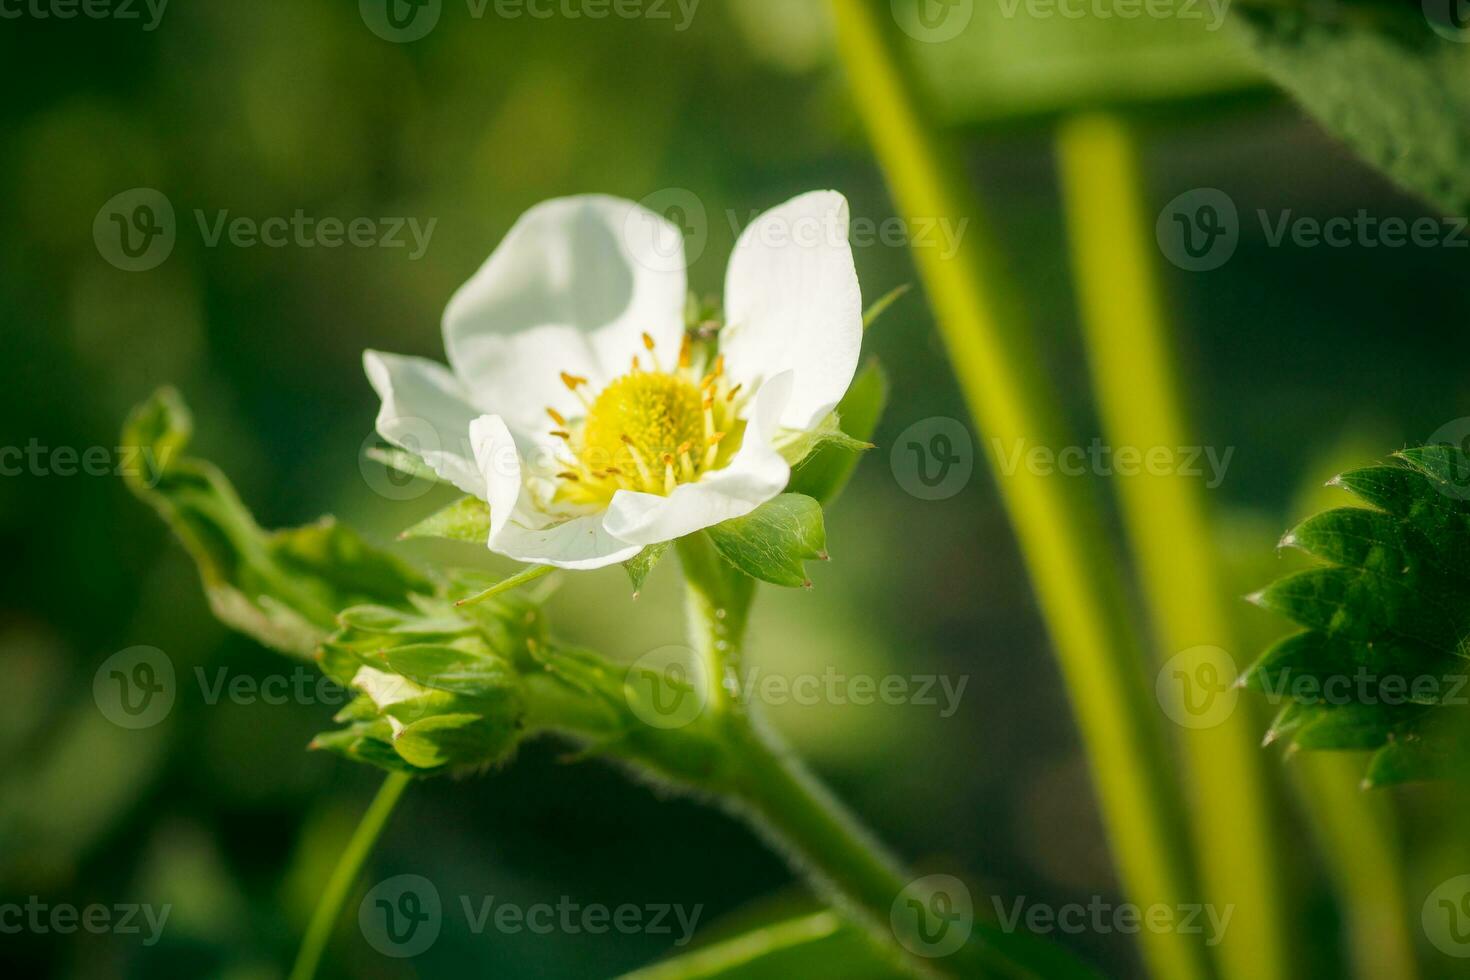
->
[550,429,572,441]
[726,382,743,403]
[702,396,715,441]
[557,471,581,482]
[547,407,568,427]
[678,441,696,481]
[641,332,662,372]
[662,454,677,495]
[621,434,655,488]
[678,334,692,370]
[705,431,725,469]
[560,371,587,391]
[631,354,642,372]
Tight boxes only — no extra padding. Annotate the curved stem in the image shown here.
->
[675,536,1095,979]
[289,771,413,980]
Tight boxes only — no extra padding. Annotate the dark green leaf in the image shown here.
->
[1238,2,1470,215]
[1248,444,1470,784]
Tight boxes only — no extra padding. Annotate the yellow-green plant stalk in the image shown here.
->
[290,772,412,980]
[1054,111,1288,980]
[1292,754,1418,980]
[828,3,1207,977]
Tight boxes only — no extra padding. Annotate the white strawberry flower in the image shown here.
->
[364,191,863,570]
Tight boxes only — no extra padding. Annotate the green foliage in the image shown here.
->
[1238,1,1470,215]
[707,494,828,588]
[1245,444,1470,785]
[122,388,432,658]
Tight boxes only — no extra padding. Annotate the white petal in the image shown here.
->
[603,372,794,546]
[468,415,523,543]
[722,190,863,431]
[469,414,641,570]
[363,350,484,497]
[443,195,688,436]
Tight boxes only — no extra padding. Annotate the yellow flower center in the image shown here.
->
[547,332,747,507]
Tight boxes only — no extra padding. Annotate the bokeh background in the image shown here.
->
[3,1,1469,977]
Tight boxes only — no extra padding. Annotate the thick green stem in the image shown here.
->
[674,537,1092,979]
[827,3,1206,978]
[289,771,412,980]
[1055,112,1289,980]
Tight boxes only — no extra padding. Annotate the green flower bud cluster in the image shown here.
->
[311,581,547,775]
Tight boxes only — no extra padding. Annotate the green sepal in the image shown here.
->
[862,282,910,329]
[400,496,491,543]
[364,445,449,487]
[707,493,827,588]
[787,358,888,505]
[622,542,670,597]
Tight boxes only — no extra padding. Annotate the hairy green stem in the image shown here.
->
[1055,112,1290,980]
[673,536,1089,979]
[827,3,1206,978]
[289,771,413,980]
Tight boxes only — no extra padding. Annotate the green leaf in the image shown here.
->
[122,388,432,657]
[622,542,670,597]
[1238,2,1470,215]
[1247,443,1470,784]
[787,358,888,505]
[400,495,491,543]
[706,494,827,588]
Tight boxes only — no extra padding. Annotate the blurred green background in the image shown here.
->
[4,1,1470,977]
